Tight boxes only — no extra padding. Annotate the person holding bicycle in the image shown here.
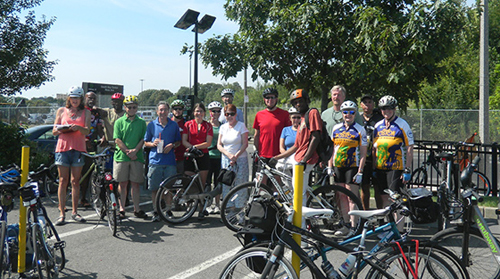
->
[52,86,91,225]
[144,101,181,222]
[329,100,368,236]
[206,101,223,214]
[373,95,414,230]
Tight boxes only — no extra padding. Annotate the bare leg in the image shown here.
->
[57,166,70,217]
[118,181,128,212]
[130,182,141,212]
[70,166,83,215]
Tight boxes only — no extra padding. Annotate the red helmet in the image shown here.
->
[111,93,124,100]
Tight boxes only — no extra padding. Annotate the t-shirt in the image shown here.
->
[113,115,147,163]
[361,110,384,160]
[219,121,249,158]
[208,125,221,158]
[183,120,213,154]
[219,107,244,124]
[86,107,105,152]
[331,122,368,168]
[253,108,291,158]
[144,118,181,166]
[322,107,364,136]
[280,126,297,151]
[103,108,125,143]
[373,116,414,170]
[294,109,322,164]
[171,117,186,161]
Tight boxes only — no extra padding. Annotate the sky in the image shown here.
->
[21,0,247,99]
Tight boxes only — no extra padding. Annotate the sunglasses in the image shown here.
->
[127,106,138,110]
[380,106,395,110]
[172,107,183,111]
[225,112,236,117]
[211,110,221,113]
[292,116,301,119]
[264,95,278,100]
[342,110,356,115]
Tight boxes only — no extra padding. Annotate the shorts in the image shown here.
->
[113,160,145,184]
[148,164,177,191]
[176,160,185,174]
[55,150,85,167]
[374,169,404,194]
[334,167,358,184]
[184,153,210,172]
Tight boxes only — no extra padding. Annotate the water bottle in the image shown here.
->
[338,252,357,276]
[321,260,342,279]
[37,208,47,238]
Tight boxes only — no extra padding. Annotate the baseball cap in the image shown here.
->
[361,94,374,102]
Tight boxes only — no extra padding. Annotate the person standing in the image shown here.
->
[330,101,368,236]
[253,88,291,162]
[52,86,91,225]
[277,107,301,172]
[170,99,187,174]
[219,88,244,124]
[321,85,363,135]
[359,94,384,210]
[103,93,126,146]
[206,101,223,214]
[113,95,148,219]
[182,103,213,220]
[144,101,181,222]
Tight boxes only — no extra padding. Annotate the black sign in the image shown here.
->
[82,82,123,95]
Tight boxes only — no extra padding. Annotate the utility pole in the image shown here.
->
[479,0,490,143]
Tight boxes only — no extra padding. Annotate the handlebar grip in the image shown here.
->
[472,190,484,202]
[472,156,481,166]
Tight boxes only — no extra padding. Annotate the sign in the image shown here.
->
[82,82,124,108]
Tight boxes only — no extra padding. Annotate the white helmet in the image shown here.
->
[208,101,222,110]
[288,107,300,114]
[340,100,357,111]
[221,88,235,97]
[68,86,84,98]
[379,95,397,108]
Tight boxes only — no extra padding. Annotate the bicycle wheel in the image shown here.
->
[0,221,9,278]
[366,247,460,279]
[89,170,104,218]
[306,184,364,239]
[410,167,428,186]
[43,164,59,204]
[105,190,118,236]
[431,226,500,279]
[220,182,273,232]
[219,247,299,279]
[45,215,66,272]
[471,171,491,196]
[155,175,201,224]
[32,223,56,279]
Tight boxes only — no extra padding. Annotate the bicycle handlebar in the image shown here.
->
[82,146,115,159]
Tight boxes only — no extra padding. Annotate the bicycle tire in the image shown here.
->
[43,164,59,205]
[0,221,9,278]
[306,184,364,239]
[32,223,56,279]
[44,214,66,272]
[410,167,428,187]
[220,182,273,232]
[155,174,201,224]
[90,170,104,218]
[219,247,299,279]
[431,226,500,279]
[471,171,491,196]
[105,190,118,236]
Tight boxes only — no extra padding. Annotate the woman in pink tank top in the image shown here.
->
[52,86,91,225]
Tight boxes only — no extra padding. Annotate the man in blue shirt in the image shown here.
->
[144,101,181,222]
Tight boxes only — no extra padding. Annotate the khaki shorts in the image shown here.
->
[113,160,145,183]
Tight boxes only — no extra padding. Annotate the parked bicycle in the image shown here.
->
[0,166,20,278]
[431,156,500,279]
[219,192,469,279]
[29,164,61,205]
[220,152,363,240]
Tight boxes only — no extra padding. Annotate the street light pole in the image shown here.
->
[140,79,144,93]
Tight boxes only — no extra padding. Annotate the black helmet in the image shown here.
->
[262,88,278,97]
[289,89,309,102]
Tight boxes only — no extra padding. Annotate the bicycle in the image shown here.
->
[430,156,500,279]
[155,149,223,223]
[19,177,66,278]
[220,152,363,239]
[84,146,119,236]
[219,193,469,279]
[29,164,62,205]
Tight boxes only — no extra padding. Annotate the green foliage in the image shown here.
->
[0,122,30,166]
[137,89,174,106]
[0,0,57,96]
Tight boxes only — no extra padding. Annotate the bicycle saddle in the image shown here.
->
[349,208,389,219]
[436,152,454,161]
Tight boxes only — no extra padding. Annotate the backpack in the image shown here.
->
[304,108,333,164]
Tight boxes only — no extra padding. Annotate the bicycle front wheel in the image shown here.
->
[410,167,428,187]
[219,247,299,279]
[32,223,57,279]
[431,226,500,279]
[220,182,273,232]
[0,221,9,278]
[306,184,364,239]
[155,175,201,224]
[105,190,118,236]
[471,171,491,196]
[90,170,104,218]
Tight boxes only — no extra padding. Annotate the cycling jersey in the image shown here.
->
[331,122,368,168]
[373,116,414,170]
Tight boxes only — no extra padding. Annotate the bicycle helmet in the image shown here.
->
[208,101,222,110]
[262,88,278,97]
[111,93,124,100]
[340,100,357,111]
[221,88,235,97]
[124,95,138,105]
[378,95,397,108]
[170,99,185,109]
[288,107,300,114]
[289,89,308,102]
[68,86,84,98]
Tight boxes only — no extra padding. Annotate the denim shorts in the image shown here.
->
[55,150,85,167]
[147,164,177,191]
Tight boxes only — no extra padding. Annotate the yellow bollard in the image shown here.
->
[18,146,29,273]
[292,163,304,277]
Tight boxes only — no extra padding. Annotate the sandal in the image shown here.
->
[119,211,126,219]
[71,213,86,223]
[55,216,65,226]
[79,201,91,208]
[134,210,148,219]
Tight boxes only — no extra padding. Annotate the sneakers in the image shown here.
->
[212,206,220,214]
[206,206,213,214]
[334,226,351,237]
[152,213,160,222]
[71,213,86,223]
[134,210,148,219]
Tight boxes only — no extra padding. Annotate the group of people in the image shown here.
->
[51,84,414,231]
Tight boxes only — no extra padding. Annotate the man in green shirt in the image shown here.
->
[113,95,148,219]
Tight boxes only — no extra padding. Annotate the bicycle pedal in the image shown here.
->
[203,210,209,216]
[54,241,66,250]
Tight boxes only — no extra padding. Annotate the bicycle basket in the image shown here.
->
[404,187,439,224]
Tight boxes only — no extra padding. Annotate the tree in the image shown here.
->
[0,0,57,96]
[137,89,174,106]
[201,0,466,110]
